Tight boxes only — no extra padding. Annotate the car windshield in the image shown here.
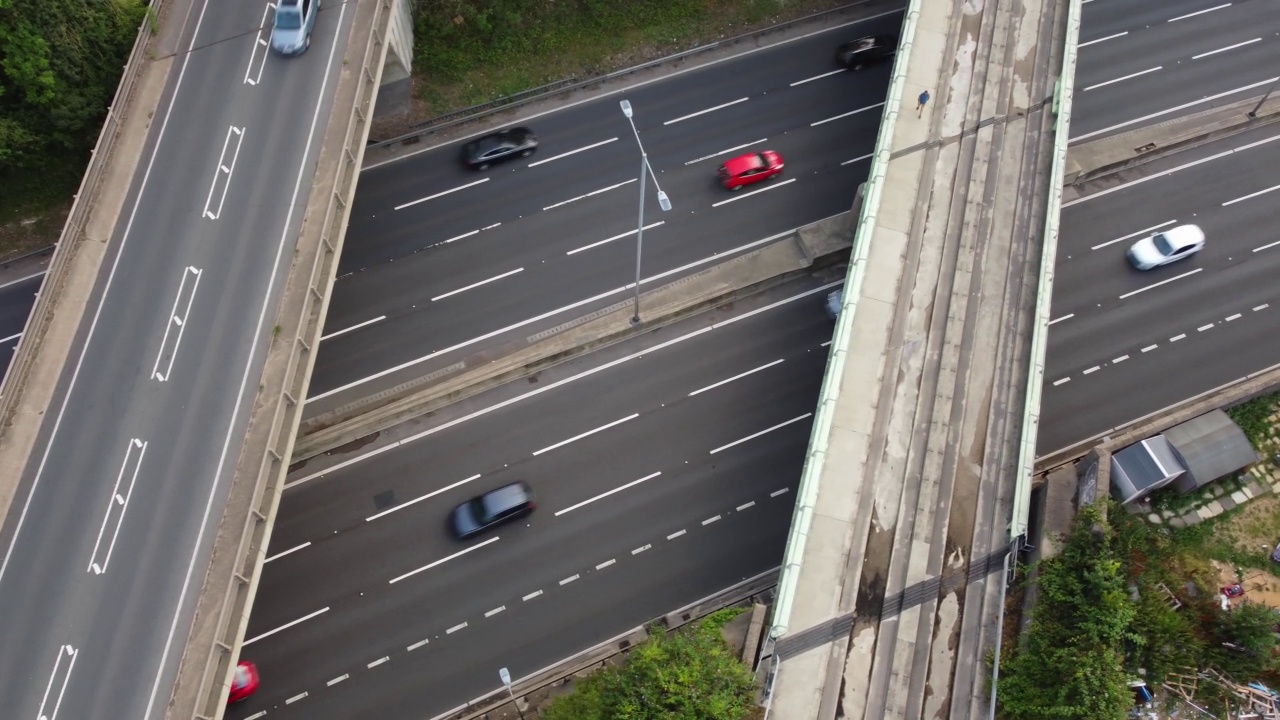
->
[276,10,302,29]
[1153,233,1175,256]
[469,497,498,524]
[233,665,251,688]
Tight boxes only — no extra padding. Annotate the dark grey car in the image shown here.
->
[835,35,897,70]
[461,128,538,170]
[450,482,536,539]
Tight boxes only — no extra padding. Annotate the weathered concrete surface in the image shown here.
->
[765,0,1070,717]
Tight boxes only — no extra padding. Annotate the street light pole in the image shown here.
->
[619,99,672,325]
[1249,77,1279,119]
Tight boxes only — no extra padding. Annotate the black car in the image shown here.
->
[461,127,538,170]
[835,35,897,70]
[450,482,536,539]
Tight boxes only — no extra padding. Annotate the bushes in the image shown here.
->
[1227,391,1280,451]
[542,612,756,720]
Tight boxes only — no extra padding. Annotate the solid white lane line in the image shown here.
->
[1170,333,1187,341]
[737,501,756,511]
[770,487,790,497]
[407,638,430,651]
[1198,323,1214,332]
[243,606,330,646]
[1084,66,1162,92]
[368,656,389,668]
[1083,366,1100,375]
[1223,183,1280,206]
[523,590,543,601]
[559,574,580,586]
[554,471,663,516]
[1142,345,1158,352]
[1092,220,1176,250]
[702,515,721,526]
[543,178,636,211]
[1072,77,1279,142]
[791,68,846,86]
[264,541,311,563]
[286,692,308,704]
[432,268,524,302]
[327,674,349,686]
[0,332,22,344]
[840,152,874,166]
[1118,268,1202,299]
[304,227,808,405]
[1048,314,1074,325]
[527,137,618,167]
[567,222,665,255]
[1066,150,1232,207]
[389,536,500,584]
[533,414,639,456]
[1254,240,1280,253]
[820,340,832,347]
[1113,355,1129,363]
[711,178,797,207]
[688,359,785,396]
[685,138,768,165]
[1078,31,1128,48]
[1193,37,1260,60]
[446,622,468,634]
[485,606,506,617]
[0,269,46,290]
[709,413,813,454]
[1053,378,1071,386]
[290,277,842,487]
[596,559,616,570]
[366,473,482,522]
[811,102,884,126]
[664,97,750,125]
[1226,313,1242,321]
[667,529,687,540]
[321,315,386,341]
[1234,133,1280,152]
[395,178,489,210]
[632,544,651,555]
[1168,3,1231,21]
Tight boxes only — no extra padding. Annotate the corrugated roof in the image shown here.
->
[1165,409,1258,488]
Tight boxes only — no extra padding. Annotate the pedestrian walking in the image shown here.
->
[916,89,930,117]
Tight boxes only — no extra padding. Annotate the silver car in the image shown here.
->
[271,0,319,56]
[1127,224,1205,270]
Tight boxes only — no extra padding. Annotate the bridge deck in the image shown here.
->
[765,0,1069,717]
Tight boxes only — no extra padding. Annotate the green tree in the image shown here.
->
[999,505,1137,719]
[1208,600,1280,678]
[542,619,756,720]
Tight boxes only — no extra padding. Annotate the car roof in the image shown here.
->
[723,153,766,175]
[479,482,530,513]
[1162,224,1204,248]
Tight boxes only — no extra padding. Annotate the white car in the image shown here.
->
[1127,224,1205,270]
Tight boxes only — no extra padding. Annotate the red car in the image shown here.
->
[718,151,785,191]
[1222,584,1245,599]
[228,660,259,703]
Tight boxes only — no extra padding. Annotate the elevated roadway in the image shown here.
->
[764,0,1074,717]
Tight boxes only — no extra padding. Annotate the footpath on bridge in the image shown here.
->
[763,0,1074,718]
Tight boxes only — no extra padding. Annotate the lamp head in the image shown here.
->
[620,99,633,118]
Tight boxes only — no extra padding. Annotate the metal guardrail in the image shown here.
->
[189,0,394,716]
[0,4,165,421]
[367,0,878,150]
[1008,1,1080,540]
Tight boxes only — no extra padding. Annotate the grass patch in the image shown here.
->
[1227,391,1280,450]
[410,0,852,117]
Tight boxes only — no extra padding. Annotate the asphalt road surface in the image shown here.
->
[0,272,40,378]
[1040,123,1280,453]
[1073,0,1280,142]
[303,9,903,414]
[0,1,354,717]
[227,276,838,720]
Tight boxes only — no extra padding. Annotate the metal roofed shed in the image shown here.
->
[1165,409,1259,494]
[1109,409,1258,505]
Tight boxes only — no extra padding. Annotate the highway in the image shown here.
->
[1073,0,1280,141]
[0,1,354,717]
[227,277,836,719]
[1041,123,1280,453]
[0,272,40,378]
[303,9,903,414]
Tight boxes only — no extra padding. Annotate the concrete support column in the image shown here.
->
[378,0,414,117]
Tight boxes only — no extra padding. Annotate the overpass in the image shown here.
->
[0,1,1078,719]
